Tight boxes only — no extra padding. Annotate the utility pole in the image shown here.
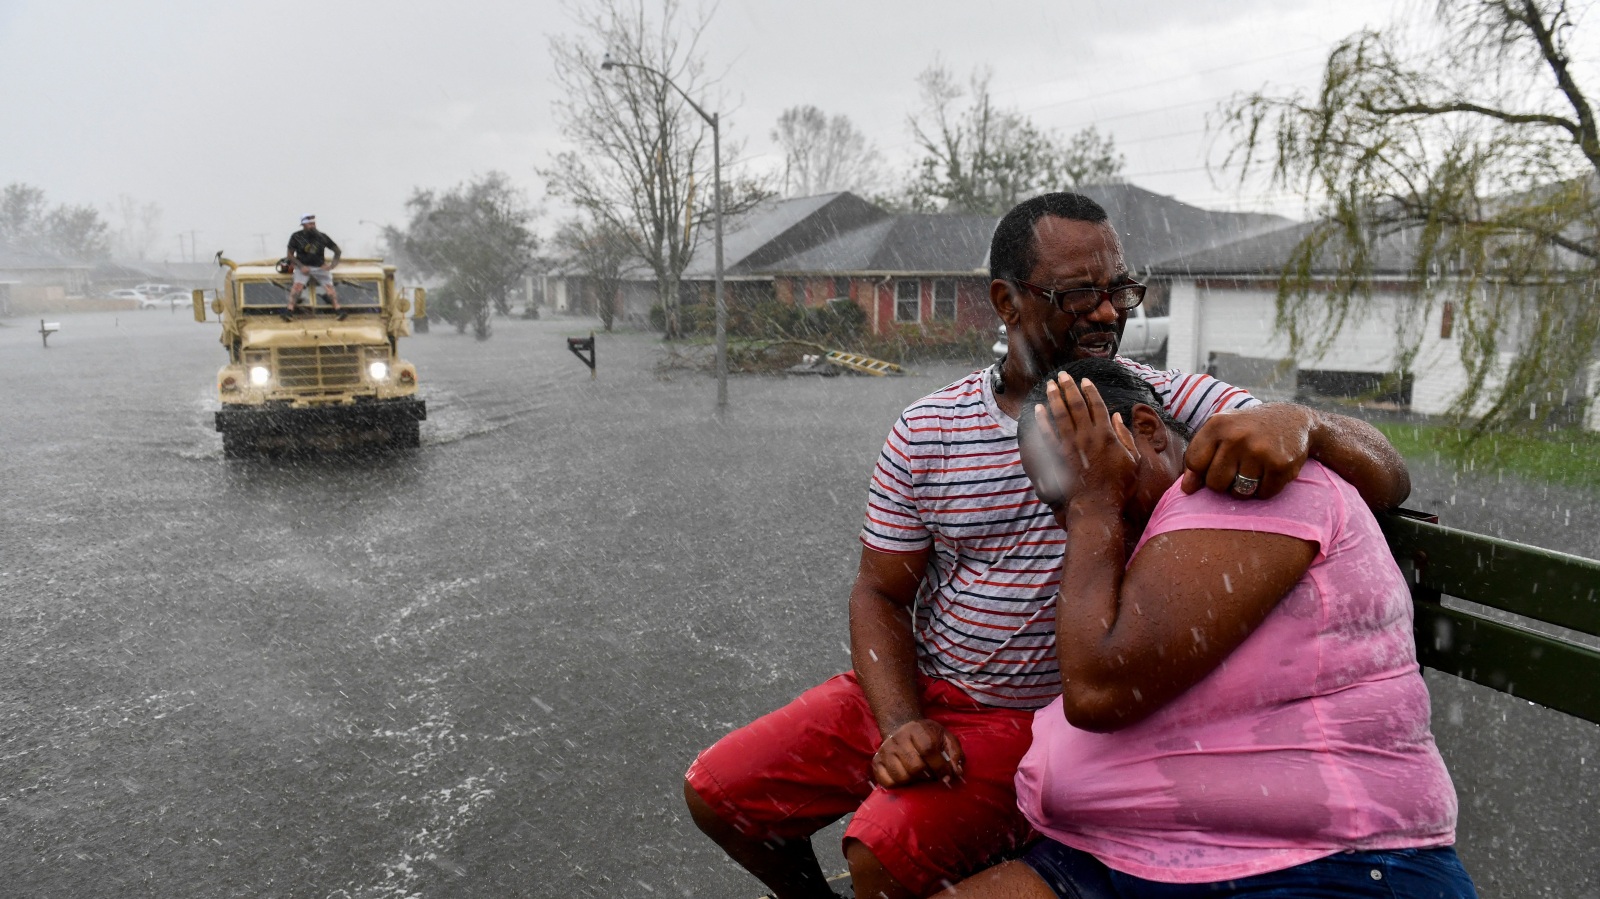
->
[176,233,187,262]
[600,54,729,411]
[253,233,268,256]
[188,230,200,263]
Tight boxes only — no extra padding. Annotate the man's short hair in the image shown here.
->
[989,193,1109,283]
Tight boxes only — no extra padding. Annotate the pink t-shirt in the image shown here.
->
[1014,461,1458,883]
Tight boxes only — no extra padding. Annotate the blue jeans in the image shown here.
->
[1022,839,1478,899]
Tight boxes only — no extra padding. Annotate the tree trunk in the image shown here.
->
[661,277,681,339]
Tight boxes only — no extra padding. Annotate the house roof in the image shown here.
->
[1074,183,1293,269]
[759,213,997,274]
[682,192,890,278]
[621,185,1302,282]
[1150,220,1423,277]
[755,185,1293,278]
[0,245,90,271]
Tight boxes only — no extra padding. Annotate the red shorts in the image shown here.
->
[685,671,1036,896]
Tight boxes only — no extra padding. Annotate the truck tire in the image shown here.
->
[221,430,254,459]
[390,421,421,450]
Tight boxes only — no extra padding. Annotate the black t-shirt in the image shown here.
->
[288,229,341,267]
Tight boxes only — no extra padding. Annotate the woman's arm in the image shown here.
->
[1055,518,1315,732]
[1036,373,1318,732]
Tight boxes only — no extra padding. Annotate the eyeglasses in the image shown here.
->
[1011,278,1146,314]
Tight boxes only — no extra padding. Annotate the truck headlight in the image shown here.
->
[368,361,390,381]
[249,366,271,386]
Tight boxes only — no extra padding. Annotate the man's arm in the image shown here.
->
[324,235,341,269]
[1182,404,1411,510]
[849,545,963,787]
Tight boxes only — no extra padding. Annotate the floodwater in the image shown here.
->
[1,310,1596,897]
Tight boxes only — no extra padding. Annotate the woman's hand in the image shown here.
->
[1034,372,1140,511]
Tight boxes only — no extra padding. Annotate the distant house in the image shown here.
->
[1150,218,1600,430]
[548,184,1296,338]
[0,246,93,314]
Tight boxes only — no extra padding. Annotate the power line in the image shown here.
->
[1017,44,1331,113]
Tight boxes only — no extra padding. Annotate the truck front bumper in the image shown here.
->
[215,397,427,435]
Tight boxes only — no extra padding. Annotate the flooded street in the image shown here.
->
[2,310,1596,897]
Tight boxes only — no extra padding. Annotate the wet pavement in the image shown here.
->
[1,309,1596,897]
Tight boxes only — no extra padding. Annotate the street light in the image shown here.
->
[600,53,727,410]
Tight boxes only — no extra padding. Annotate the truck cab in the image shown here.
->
[196,257,427,456]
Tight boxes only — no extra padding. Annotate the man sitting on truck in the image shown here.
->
[285,214,345,321]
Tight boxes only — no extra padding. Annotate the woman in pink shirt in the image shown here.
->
[941,358,1476,898]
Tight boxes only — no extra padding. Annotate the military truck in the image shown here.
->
[194,256,427,456]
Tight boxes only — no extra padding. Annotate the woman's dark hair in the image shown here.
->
[989,193,1109,284]
[1018,358,1193,443]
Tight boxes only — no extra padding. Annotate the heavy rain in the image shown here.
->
[4,1,1599,898]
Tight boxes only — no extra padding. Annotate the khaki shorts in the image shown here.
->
[292,266,335,287]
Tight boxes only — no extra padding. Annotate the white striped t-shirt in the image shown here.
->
[859,359,1258,709]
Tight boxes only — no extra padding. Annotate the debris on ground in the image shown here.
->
[655,340,903,377]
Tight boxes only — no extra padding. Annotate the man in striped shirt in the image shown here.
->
[685,193,1412,899]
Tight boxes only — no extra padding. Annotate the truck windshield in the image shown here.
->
[332,278,382,309]
[238,278,383,311]
[241,280,292,308]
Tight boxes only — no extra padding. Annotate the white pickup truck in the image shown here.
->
[991,303,1169,367]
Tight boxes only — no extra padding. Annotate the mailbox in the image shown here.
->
[567,332,596,378]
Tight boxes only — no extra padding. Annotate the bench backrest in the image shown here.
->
[1381,510,1600,725]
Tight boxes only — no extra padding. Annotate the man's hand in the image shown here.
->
[871,718,964,788]
[1181,404,1315,500]
[1181,403,1410,509]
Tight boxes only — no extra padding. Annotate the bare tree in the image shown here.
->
[107,195,164,262]
[903,63,1123,214]
[1221,0,1599,434]
[771,105,884,197]
[543,0,763,338]
[554,216,635,331]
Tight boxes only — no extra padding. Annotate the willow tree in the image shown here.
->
[1222,0,1599,434]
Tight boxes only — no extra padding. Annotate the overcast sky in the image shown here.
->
[1,0,1412,263]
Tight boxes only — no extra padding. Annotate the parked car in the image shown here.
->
[132,283,176,298]
[139,291,191,310]
[991,303,1169,367]
[107,289,146,302]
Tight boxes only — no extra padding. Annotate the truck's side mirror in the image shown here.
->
[414,288,427,319]
[192,289,207,323]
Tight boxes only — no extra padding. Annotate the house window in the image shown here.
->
[834,276,851,300]
[1142,280,1171,318]
[895,280,921,322]
[932,279,956,321]
[791,279,806,305]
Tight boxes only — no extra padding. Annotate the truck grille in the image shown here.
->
[276,346,362,389]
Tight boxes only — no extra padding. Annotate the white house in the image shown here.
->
[1150,221,1596,426]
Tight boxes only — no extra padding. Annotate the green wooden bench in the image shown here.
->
[755,511,1600,898]
[1381,509,1600,725]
